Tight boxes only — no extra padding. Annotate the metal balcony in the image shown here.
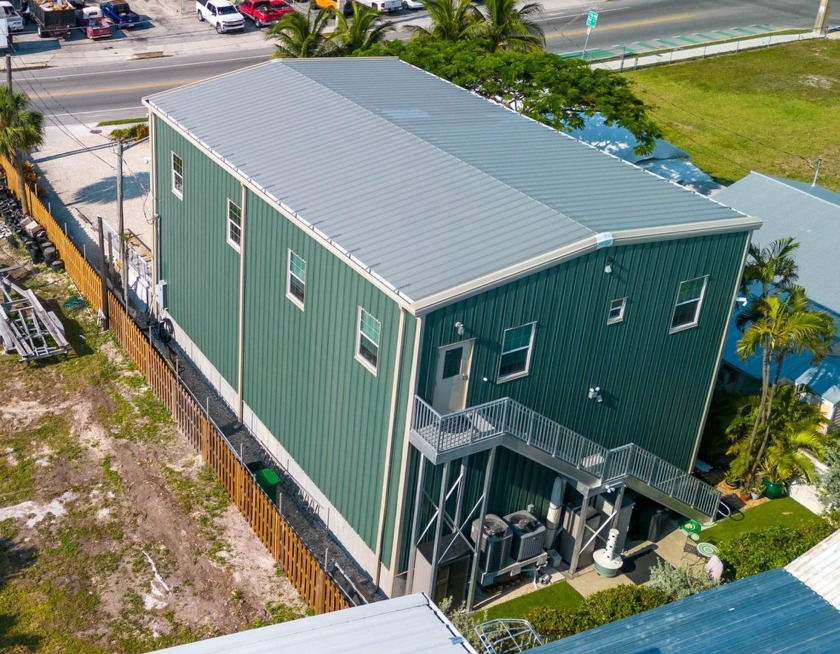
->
[409,396,720,522]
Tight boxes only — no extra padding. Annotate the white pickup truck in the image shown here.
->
[195,0,244,33]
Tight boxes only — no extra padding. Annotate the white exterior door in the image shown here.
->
[432,340,474,414]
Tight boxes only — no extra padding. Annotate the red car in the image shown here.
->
[238,0,293,27]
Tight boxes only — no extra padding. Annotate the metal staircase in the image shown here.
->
[409,396,720,522]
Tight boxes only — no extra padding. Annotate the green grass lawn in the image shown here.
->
[625,40,840,192]
[481,581,583,621]
[702,497,827,546]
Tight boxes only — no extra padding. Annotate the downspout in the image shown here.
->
[689,231,753,473]
[374,305,407,589]
[236,183,248,424]
[149,113,159,318]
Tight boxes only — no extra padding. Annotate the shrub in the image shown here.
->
[718,521,831,581]
[648,560,719,601]
[527,585,667,641]
[110,123,150,142]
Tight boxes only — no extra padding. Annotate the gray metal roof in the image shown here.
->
[786,526,840,610]
[147,57,755,304]
[716,171,840,312]
[149,593,476,653]
[530,566,840,654]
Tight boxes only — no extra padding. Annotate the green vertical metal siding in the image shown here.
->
[417,232,749,470]
[242,189,415,553]
[155,118,241,385]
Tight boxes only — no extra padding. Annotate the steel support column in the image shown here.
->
[427,461,451,597]
[466,447,496,611]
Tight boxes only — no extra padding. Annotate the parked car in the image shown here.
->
[311,0,352,15]
[238,0,292,27]
[195,0,244,32]
[29,0,75,38]
[99,0,141,27]
[75,5,112,38]
[0,1,24,31]
[401,0,423,8]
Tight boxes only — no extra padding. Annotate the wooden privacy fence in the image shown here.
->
[1,158,349,614]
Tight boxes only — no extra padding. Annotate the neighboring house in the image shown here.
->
[150,593,476,653]
[531,528,840,654]
[143,58,760,605]
[716,172,840,428]
[569,113,721,195]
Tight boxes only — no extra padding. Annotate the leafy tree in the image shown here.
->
[0,87,44,218]
[331,3,394,55]
[269,7,333,58]
[735,285,836,482]
[740,237,799,299]
[469,0,544,52]
[727,385,830,486]
[364,39,661,153]
[405,0,480,43]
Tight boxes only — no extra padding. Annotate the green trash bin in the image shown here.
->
[254,468,281,500]
[763,480,786,499]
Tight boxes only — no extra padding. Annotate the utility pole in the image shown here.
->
[116,139,128,309]
[5,53,11,91]
[814,0,831,34]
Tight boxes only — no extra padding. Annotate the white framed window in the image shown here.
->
[607,297,626,324]
[226,199,242,252]
[287,249,306,310]
[356,308,381,375]
[670,276,708,332]
[171,152,183,199]
[498,322,536,382]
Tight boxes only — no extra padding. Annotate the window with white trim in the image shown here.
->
[498,322,536,381]
[226,199,242,252]
[670,276,708,332]
[356,308,381,374]
[171,152,183,199]
[287,249,306,309]
[607,297,626,324]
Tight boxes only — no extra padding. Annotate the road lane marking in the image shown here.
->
[43,81,198,98]
[546,12,697,40]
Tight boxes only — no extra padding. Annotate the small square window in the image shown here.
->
[287,249,306,309]
[227,199,242,252]
[356,308,381,375]
[498,322,536,382]
[607,297,626,324]
[171,153,183,199]
[670,276,708,332]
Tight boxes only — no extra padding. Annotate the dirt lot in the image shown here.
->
[0,247,306,653]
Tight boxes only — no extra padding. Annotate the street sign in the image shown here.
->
[586,10,598,28]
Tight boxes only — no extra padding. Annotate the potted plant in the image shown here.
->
[749,485,763,500]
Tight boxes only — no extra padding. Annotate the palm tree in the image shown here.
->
[269,7,333,58]
[330,3,394,55]
[406,0,480,42]
[736,286,836,481]
[469,0,544,52]
[0,87,44,218]
[740,237,800,299]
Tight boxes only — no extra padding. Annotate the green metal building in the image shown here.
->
[144,58,760,605]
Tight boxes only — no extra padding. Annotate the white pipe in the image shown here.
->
[544,476,565,549]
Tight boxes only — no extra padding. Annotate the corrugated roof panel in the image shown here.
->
[530,567,840,654]
[147,57,752,303]
[715,172,840,313]
[150,593,475,653]
[786,528,840,610]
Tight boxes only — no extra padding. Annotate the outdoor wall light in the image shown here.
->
[588,386,603,403]
[604,257,615,274]
[454,321,465,336]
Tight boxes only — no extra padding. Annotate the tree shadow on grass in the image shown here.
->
[0,536,41,652]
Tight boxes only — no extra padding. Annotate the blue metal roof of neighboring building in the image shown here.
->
[530,567,840,654]
[715,172,840,314]
[145,58,757,305]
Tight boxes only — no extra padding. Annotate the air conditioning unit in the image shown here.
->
[505,511,546,562]
[471,514,512,574]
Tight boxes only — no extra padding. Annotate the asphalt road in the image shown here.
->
[12,0,825,123]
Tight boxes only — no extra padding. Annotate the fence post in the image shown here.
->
[315,568,326,614]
